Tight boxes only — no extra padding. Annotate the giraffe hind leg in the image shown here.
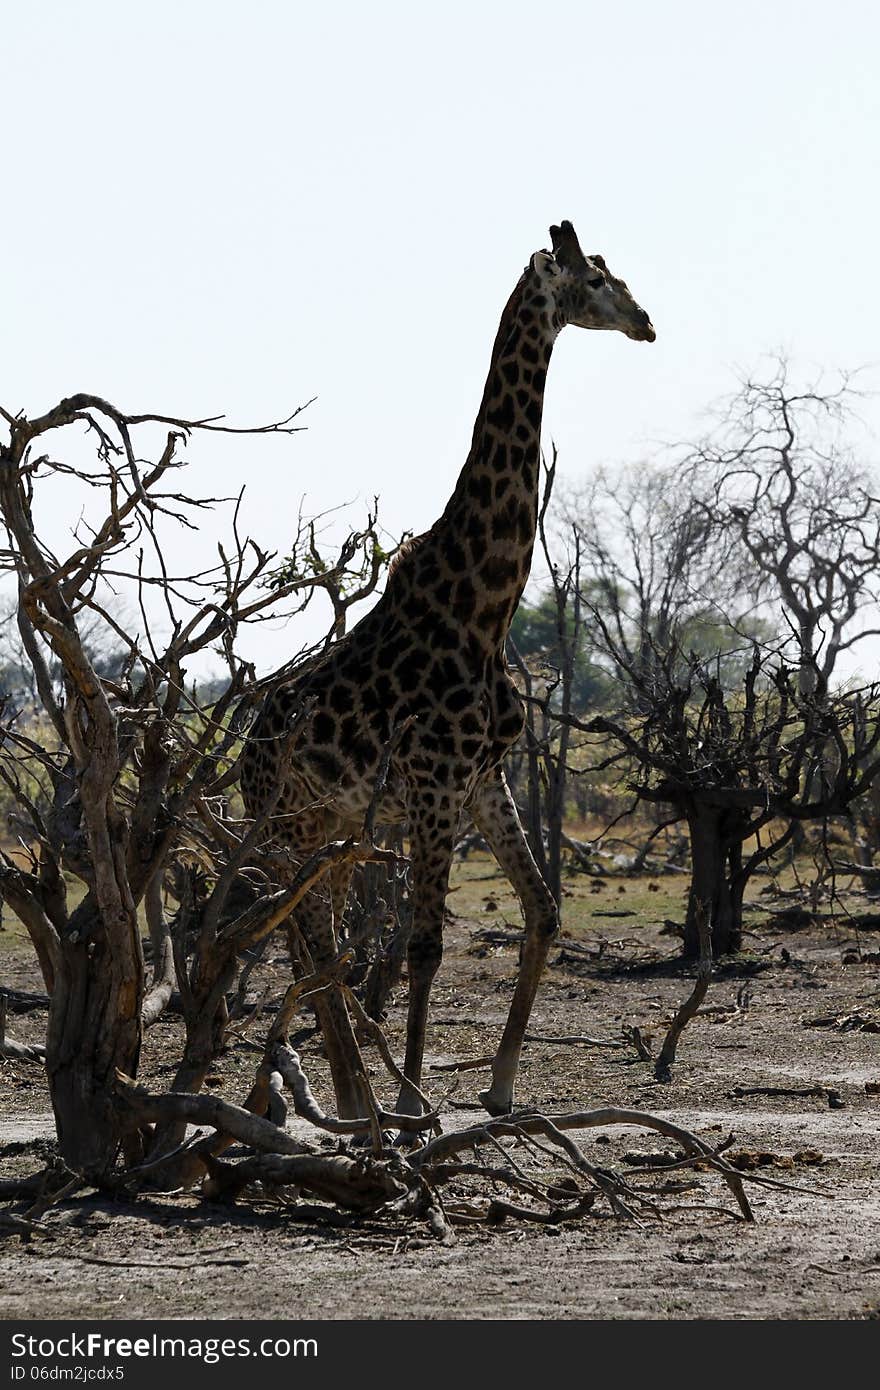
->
[469,769,559,1115]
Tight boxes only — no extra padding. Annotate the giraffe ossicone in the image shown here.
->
[242,220,654,1120]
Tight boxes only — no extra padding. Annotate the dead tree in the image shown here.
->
[579,629,880,955]
[686,359,880,696]
[568,458,769,708]
[684,359,880,871]
[0,392,393,1178]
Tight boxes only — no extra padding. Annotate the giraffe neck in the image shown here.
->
[426,269,561,650]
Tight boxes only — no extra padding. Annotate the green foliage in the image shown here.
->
[510,590,611,713]
[510,585,771,717]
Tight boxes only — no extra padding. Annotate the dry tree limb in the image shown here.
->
[439,1201,486,1224]
[118,1133,208,1181]
[342,986,438,1122]
[427,1031,625,1075]
[24,1172,84,1221]
[654,898,713,1081]
[428,1055,495,1073]
[514,1117,641,1221]
[0,994,48,1063]
[425,1162,555,1204]
[552,937,602,958]
[413,1175,455,1244]
[268,955,357,1045]
[113,1073,312,1161]
[0,1175,50,1199]
[664,1203,742,1221]
[622,1025,654,1062]
[201,1151,408,1211]
[266,1071,288,1128]
[0,1211,45,1236]
[412,1107,756,1222]
[271,1043,438,1136]
[629,1179,703,1195]
[362,715,416,844]
[471,927,524,946]
[560,831,604,873]
[621,1135,736,1176]
[0,1038,46,1062]
[487,1193,597,1225]
[219,837,403,956]
[28,1251,250,1271]
[357,1067,385,1157]
[480,1127,542,1191]
[382,1167,456,1243]
[524,1031,626,1048]
[0,988,50,1014]
[731,1084,844,1108]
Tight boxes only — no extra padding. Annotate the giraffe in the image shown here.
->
[241,220,654,1120]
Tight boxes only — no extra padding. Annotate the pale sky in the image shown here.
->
[4,0,879,674]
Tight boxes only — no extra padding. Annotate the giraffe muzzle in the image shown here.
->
[627,312,656,343]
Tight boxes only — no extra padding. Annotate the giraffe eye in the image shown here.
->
[588,276,604,290]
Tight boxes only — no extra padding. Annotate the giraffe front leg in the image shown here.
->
[395,798,460,1119]
[470,769,559,1115]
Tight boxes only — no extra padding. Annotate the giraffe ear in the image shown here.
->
[531,250,559,278]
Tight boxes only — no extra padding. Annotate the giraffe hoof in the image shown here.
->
[393,1128,427,1150]
[479,1087,513,1117]
[348,1129,393,1150]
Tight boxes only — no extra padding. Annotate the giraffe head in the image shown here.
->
[531,220,655,342]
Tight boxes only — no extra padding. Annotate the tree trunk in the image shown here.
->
[46,904,144,1179]
[145,935,236,1168]
[544,750,565,908]
[683,808,742,957]
[722,841,745,955]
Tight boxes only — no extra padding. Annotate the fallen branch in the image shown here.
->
[0,988,50,1014]
[427,1032,625,1074]
[113,1073,312,1161]
[201,1151,408,1211]
[0,1211,45,1236]
[24,1172,84,1221]
[622,1025,654,1062]
[412,1107,756,1222]
[471,927,524,946]
[29,1251,250,1271]
[428,1055,494,1073]
[487,1192,596,1225]
[0,1037,46,1062]
[524,1031,626,1049]
[731,1084,844,1109]
[272,1043,438,1135]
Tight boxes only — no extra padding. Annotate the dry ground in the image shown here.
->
[1,855,880,1321]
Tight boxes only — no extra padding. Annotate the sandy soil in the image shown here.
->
[2,862,880,1321]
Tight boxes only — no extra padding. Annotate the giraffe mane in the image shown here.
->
[387,532,429,576]
[467,269,530,454]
